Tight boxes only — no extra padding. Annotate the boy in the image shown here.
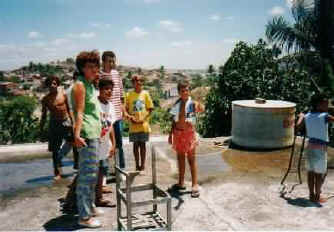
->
[40,76,71,180]
[168,80,204,198]
[96,77,116,207]
[297,93,334,203]
[125,75,154,172]
[100,51,126,170]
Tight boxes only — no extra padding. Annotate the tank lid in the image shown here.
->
[232,100,296,108]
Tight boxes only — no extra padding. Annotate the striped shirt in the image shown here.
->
[100,69,123,121]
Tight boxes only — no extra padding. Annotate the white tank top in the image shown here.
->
[304,112,329,142]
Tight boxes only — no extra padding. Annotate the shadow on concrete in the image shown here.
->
[43,214,81,231]
[280,194,322,208]
[26,173,75,184]
[167,185,191,210]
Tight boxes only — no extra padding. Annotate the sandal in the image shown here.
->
[78,217,102,228]
[316,194,327,203]
[191,186,200,198]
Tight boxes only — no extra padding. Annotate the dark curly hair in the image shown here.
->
[310,92,329,112]
[45,76,60,87]
[98,77,114,89]
[76,50,100,75]
[102,51,116,61]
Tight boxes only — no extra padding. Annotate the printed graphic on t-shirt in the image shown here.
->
[133,99,145,112]
[101,112,113,138]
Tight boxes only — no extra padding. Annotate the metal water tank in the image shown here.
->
[232,99,296,149]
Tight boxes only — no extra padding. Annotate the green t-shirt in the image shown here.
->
[72,75,101,139]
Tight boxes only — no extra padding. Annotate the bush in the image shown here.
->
[0,96,40,144]
[150,107,172,134]
[198,40,316,138]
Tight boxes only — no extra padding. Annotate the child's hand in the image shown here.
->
[168,134,172,144]
[109,146,115,157]
[195,101,205,113]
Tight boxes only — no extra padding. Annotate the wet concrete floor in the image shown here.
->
[2,137,334,230]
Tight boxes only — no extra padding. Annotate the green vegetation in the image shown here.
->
[0,96,40,144]
[198,40,315,137]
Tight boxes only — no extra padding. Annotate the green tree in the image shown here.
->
[266,1,334,92]
[0,96,40,144]
[66,57,75,65]
[0,71,5,81]
[159,65,165,79]
[207,64,215,74]
[198,40,315,138]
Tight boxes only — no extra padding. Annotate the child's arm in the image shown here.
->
[109,126,116,157]
[73,82,87,147]
[295,112,305,132]
[40,98,48,133]
[327,114,334,123]
[168,120,176,144]
[194,101,205,113]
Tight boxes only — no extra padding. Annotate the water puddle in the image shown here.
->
[0,158,76,194]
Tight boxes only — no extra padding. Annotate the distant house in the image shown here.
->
[32,74,41,79]
[0,82,19,96]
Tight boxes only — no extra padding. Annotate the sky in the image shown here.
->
[0,0,297,70]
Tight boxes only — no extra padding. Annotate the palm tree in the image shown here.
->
[266,1,317,53]
[266,0,334,91]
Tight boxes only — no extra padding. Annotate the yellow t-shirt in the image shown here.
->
[126,90,154,133]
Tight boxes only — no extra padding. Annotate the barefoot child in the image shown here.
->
[40,76,72,180]
[96,77,116,207]
[296,93,334,203]
[168,80,204,198]
[125,75,154,172]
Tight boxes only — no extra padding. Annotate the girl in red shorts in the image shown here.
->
[168,80,204,198]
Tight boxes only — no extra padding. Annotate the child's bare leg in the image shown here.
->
[177,153,186,187]
[315,173,326,203]
[187,149,198,188]
[139,142,146,171]
[133,142,140,170]
[307,171,315,201]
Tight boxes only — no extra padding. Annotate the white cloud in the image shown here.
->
[89,22,111,29]
[170,40,192,48]
[79,32,96,39]
[125,27,149,38]
[268,6,285,16]
[28,31,43,39]
[159,20,183,32]
[210,14,221,21]
[67,32,96,39]
[51,38,70,46]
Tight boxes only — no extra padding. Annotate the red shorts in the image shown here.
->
[172,128,198,155]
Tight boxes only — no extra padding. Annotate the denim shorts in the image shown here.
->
[129,132,149,143]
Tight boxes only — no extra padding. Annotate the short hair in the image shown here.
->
[98,77,114,89]
[73,69,80,80]
[102,51,116,61]
[131,75,143,83]
[310,92,328,112]
[45,76,60,87]
[76,50,100,75]
[177,79,190,92]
